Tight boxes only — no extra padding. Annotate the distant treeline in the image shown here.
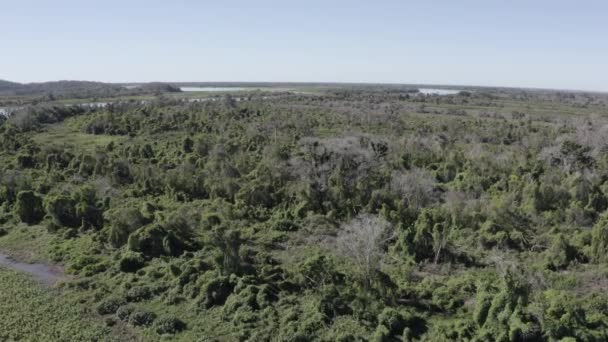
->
[0,80,181,99]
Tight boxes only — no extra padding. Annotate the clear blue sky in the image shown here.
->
[2,0,607,91]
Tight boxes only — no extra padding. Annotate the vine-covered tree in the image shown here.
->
[14,190,44,224]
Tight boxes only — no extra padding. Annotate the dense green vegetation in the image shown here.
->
[1,86,608,341]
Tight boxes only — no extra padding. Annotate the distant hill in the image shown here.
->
[0,80,23,92]
[0,80,181,99]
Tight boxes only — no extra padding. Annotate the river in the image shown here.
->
[418,88,461,95]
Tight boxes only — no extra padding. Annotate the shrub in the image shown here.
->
[164,292,185,305]
[111,159,133,185]
[14,191,44,224]
[128,223,191,257]
[295,253,344,288]
[375,308,407,339]
[545,234,578,270]
[96,298,126,315]
[116,305,135,321]
[45,194,79,229]
[81,261,108,276]
[119,252,145,273]
[126,286,152,302]
[211,228,243,275]
[197,276,234,309]
[591,213,608,263]
[105,317,117,327]
[155,316,186,335]
[129,311,157,327]
[72,185,104,230]
[78,154,96,176]
[17,153,35,168]
[272,219,300,232]
[103,205,147,247]
[68,255,103,274]
[183,137,194,153]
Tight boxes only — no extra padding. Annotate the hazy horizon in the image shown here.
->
[3,0,608,92]
[4,79,607,94]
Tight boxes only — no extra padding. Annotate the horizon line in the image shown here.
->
[3,78,607,94]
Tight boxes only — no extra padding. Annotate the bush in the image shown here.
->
[14,191,44,224]
[155,316,186,335]
[68,255,103,274]
[374,308,407,340]
[96,298,126,315]
[197,276,234,309]
[17,153,35,168]
[45,194,79,229]
[126,286,152,302]
[116,305,135,321]
[68,258,108,277]
[119,252,145,273]
[545,234,578,270]
[129,311,156,327]
[272,219,300,232]
[183,137,194,153]
[103,205,148,247]
[591,213,608,263]
[128,224,191,257]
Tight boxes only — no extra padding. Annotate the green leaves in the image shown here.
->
[14,190,44,224]
[590,212,608,263]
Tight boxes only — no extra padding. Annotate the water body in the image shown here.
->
[79,102,109,108]
[418,88,461,95]
[180,87,250,92]
[0,107,19,117]
[0,252,62,285]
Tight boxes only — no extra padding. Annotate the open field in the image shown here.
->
[0,266,138,341]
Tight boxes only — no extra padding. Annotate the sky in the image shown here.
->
[2,0,608,91]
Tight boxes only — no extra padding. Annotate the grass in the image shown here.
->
[0,224,100,265]
[0,224,143,341]
[31,123,124,153]
[0,266,137,342]
[0,224,54,263]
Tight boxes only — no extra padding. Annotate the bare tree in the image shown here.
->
[289,135,385,208]
[390,168,439,211]
[337,214,392,288]
[574,116,608,157]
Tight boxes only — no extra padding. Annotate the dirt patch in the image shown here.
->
[0,252,64,286]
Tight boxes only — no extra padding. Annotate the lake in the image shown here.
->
[180,87,251,92]
[418,88,461,95]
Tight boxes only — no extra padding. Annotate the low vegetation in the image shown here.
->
[0,266,135,341]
